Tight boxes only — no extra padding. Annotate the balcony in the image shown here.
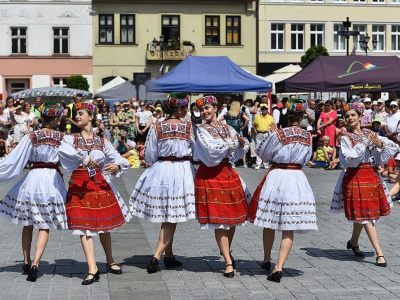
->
[146,42,196,61]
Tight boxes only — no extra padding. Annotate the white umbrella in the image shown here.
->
[95,76,127,94]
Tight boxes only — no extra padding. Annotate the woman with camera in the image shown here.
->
[9,101,29,143]
[110,101,130,141]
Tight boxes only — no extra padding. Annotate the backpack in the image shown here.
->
[225,111,243,134]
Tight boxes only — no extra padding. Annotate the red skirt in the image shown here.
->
[195,161,248,225]
[66,168,126,232]
[247,163,303,223]
[343,163,390,221]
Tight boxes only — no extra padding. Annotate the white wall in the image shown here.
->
[32,75,51,88]
[0,1,92,57]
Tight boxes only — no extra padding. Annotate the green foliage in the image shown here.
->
[66,75,90,91]
[301,45,329,68]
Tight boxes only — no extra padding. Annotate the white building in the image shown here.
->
[0,0,93,101]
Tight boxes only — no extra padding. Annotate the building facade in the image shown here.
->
[258,0,400,75]
[92,0,257,91]
[0,0,93,100]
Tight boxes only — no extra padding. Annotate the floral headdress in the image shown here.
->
[166,92,190,107]
[285,98,308,112]
[39,101,63,117]
[195,96,218,109]
[344,102,362,113]
[75,102,99,114]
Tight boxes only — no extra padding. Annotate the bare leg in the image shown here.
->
[99,232,121,271]
[32,229,49,267]
[153,223,177,260]
[227,226,236,249]
[215,229,234,273]
[242,155,247,165]
[263,228,275,263]
[389,183,400,197]
[364,223,385,263]
[273,230,294,272]
[80,235,98,279]
[350,223,363,254]
[22,226,33,264]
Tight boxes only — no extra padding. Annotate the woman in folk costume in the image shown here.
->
[330,102,398,268]
[248,99,318,283]
[58,102,131,285]
[194,96,251,278]
[130,92,196,273]
[0,101,67,282]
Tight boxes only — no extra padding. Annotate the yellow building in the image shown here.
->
[258,0,400,75]
[92,0,258,91]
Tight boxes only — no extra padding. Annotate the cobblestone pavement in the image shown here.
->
[1,167,400,299]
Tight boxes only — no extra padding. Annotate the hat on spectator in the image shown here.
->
[166,92,190,108]
[306,125,313,131]
[39,100,63,116]
[372,101,378,106]
[127,141,136,149]
[195,96,217,109]
[377,99,384,103]
[395,153,400,161]
[260,103,268,109]
[364,97,372,102]
[285,98,308,112]
[390,101,398,107]
[372,118,382,124]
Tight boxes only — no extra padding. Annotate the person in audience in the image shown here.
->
[110,102,130,140]
[135,102,153,143]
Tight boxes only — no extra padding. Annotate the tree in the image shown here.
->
[66,75,90,91]
[301,45,329,68]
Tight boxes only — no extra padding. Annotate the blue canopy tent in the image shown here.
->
[147,56,271,92]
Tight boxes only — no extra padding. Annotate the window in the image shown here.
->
[271,23,284,50]
[226,16,241,45]
[162,15,180,43]
[120,15,135,44]
[11,27,27,54]
[372,0,385,2]
[99,14,114,44]
[53,78,68,88]
[392,26,400,51]
[310,24,324,47]
[205,16,220,45]
[353,0,365,2]
[310,0,324,2]
[334,0,347,2]
[291,24,304,50]
[392,0,400,3]
[333,24,345,51]
[353,25,366,51]
[53,28,69,54]
[372,25,385,51]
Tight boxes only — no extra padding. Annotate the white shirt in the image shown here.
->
[384,111,400,133]
[272,105,280,124]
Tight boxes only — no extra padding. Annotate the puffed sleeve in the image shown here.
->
[374,136,400,165]
[339,136,366,168]
[255,131,283,162]
[103,140,130,178]
[0,134,32,182]
[59,135,88,173]
[143,126,158,164]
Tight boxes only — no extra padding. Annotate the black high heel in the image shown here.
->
[22,263,30,275]
[267,270,282,283]
[347,240,365,257]
[223,264,235,278]
[376,255,387,267]
[82,270,100,285]
[164,256,183,268]
[261,261,271,271]
[108,263,122,274]
[26,265,38,282]
[147,257,160,273]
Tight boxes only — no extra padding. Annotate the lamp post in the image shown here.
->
[358,33,378,56]
[337,17,359,56]
[152,35,172,75]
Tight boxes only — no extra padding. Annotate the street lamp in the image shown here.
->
[151,35,172,75]
[358,33,377,56]
[337,17,359,56]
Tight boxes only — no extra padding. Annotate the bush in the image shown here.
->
[301,45,329,68]
[66,75,90,91]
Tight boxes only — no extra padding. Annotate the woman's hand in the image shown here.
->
[367,132,383,148]
[103,163,119,174]
[87,158,100,170]
[237,135,245,147]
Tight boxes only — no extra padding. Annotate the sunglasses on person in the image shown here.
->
[140,104,145,107]
[261,107,267,110]
[114,105,121,108]
[390,105,398,108]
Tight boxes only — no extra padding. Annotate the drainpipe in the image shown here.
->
[255,0,259,75]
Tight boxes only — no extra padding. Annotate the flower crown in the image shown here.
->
[166,92,190,107]
[344,102,361,113]
[39,101,63,117]
[195,96,218,109]
[75,102,99,114]
[285,99,308,112]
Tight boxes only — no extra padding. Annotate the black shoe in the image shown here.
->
[347,240,365,257]
[220,250,236,269]
[164,256,183,268]
[376,255,387,267]
[147,257,160,274]
[267,270,282,283]
[108,263,122,274]
[26,265,38,282]
[82,270,100,285]
[261,261,271,271]
[223,264,234,278]
[22,263,30,275]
